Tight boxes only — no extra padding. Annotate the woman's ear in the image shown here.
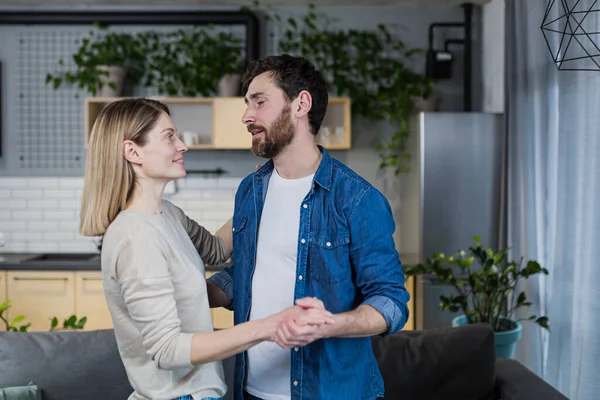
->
[123,140,142,165]
[294,90,312,118]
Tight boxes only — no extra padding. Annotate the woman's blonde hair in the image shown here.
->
[80,98,170,237]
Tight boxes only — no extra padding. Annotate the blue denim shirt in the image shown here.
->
[209,146,410,400]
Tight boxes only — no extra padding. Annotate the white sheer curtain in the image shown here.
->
[506,1,600,398]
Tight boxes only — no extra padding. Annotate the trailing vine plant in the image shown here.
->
[255,3,434,173]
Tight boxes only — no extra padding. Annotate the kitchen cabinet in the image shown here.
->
[6,271,75,332]
[84,97,352,150]
[205,271,234,329]
[404,275,415,331]
[0,269,233,331]
[75,271,113,331]
[0,271,6,304]
[0,271,6,331]
[0,269,410,332]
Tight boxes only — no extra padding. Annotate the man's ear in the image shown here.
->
[123,140,143,165]
[294,90,312,118]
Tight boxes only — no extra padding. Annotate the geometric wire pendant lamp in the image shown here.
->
[541,0,600,70]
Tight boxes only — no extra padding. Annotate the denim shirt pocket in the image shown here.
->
[307,228,351,284]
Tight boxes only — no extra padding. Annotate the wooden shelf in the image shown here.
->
[84,96,352,150]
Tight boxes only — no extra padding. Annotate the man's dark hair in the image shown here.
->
[242,54,329,136]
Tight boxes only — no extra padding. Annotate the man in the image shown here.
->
[207,54,410,400]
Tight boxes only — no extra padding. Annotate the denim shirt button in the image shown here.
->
[302,204,308,209]
[293,381,299,386]
[294,347,299,352]
[298,275,303,281]
[300,238,306,244]
[326,241,331,247]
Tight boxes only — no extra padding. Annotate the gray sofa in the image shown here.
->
[0,324,567,400]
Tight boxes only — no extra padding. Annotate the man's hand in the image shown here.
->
[273,297,335,349]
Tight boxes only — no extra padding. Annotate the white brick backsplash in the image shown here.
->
[59,178,84,189]
[0,176,236,254]
[0,178,28,189]
[12,232,43,241]
[11,189,44,199]
[183,177,219,189]
[28,221,59,231]
[44,210,76,220]
[44,189,75,199]
[203,189,235,198]
[218,178,242,189]
[28,178,60,188]
[186,199,218,210]
[1,221,27,231]
[12,211,44,221]
[43,232,76,241]
[28,242,61,253]
[59,241,97,253]
[202,210,233,224]
[59,200,81,209]
[0,200,27,209]
[28,200,60,209]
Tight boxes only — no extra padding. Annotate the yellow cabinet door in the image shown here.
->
[7,271,75,331]
[403,275,415,331]
[0,271,6,331]
[205,271,234,329]
[75,271,113,330]
[0,271,6,303]
[212,98,252,149]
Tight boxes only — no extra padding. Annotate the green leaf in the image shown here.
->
[65,315,77,328]
[51,317,58,330]
[76,317,88,330]
[535,316,550,330]
[10,315,26,325]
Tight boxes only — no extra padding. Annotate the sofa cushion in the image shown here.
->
[371,323,496,400]
[0,380,41,400]
[0,329,133,400]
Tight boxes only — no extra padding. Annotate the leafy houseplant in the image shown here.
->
[0,300,87,332]
[144,26,244,97]
[258,3,434,173]
[404,236,550,333]
[45,25,147,96]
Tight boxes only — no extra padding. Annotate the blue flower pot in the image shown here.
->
[452,315,522,359]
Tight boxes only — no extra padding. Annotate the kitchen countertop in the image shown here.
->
[0,253,226,272]
[0,252,418,272]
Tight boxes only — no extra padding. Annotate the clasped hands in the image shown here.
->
[269,297,335,349]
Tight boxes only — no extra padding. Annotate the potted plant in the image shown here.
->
[257,3,434,173]
[145,26,244,97]
[0,300,87,332]
[46,25,147,96]
[404,236,550,359]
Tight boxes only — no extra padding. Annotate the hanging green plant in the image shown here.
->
[144,26,244,97]
[258,3,434,173]
[45,24,147,96]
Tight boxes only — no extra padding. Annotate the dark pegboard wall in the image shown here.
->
[14,29,169,171]
[17,30,86,170]
[6,23,248,173]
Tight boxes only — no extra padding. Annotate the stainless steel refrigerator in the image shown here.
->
[398,112,505,330]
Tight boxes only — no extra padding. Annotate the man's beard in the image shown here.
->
[249,105,294,159]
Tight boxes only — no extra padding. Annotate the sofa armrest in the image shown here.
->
[495,359,568,400]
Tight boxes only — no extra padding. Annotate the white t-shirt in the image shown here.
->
[245,168,314,400]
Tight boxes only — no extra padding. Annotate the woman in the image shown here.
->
[80,98,333,400]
